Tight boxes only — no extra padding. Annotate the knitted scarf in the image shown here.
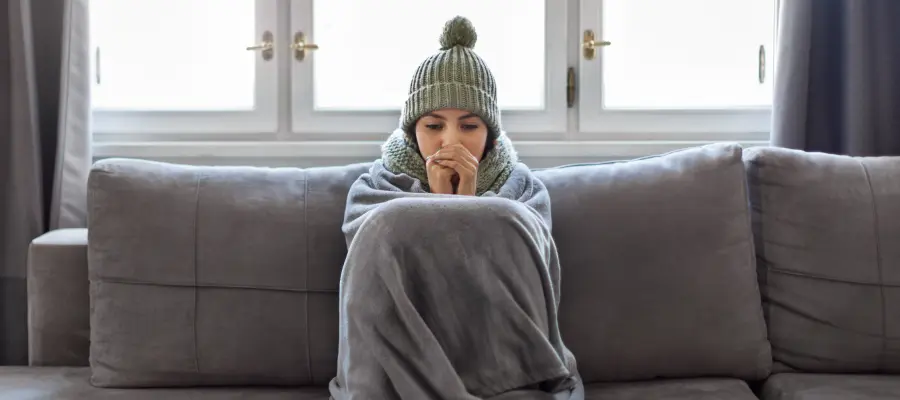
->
[380,129,518,196]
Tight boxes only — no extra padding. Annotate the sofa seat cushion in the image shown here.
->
[762,373,900,400]
[0,367,330,399]
[585,378,757,399]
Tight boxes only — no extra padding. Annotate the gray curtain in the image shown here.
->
[772,0,900,155]
[1,0,91,365]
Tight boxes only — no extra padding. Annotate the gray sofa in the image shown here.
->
[3,143,899,399]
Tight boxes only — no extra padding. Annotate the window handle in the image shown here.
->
[246,30,275,61]
[95,47,101,84]
[758,45,766,84]
[291,32,319,62]
[582,30,611,61]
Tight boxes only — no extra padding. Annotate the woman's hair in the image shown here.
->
[405,126,498,160]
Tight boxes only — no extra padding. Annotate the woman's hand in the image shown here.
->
[425,156,456,195]
[430,144,479,196]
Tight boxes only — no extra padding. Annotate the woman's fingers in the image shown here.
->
[434,159,476,176]
[429,152,454,160]
[425,157,457,194]
[446,144,478,161]
[429,145,478,195]
[432,147,478,168]
[434,160,472,173]
[427,159,453,174]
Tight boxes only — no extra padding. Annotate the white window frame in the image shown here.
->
[576,0,776,142]
[90,0,279,136]
[288,0,568,141]
[90,0,778,161]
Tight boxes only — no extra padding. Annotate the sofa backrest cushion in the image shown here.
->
[535,143,772,383]
[87,158,369,387]
[745,147,900,373]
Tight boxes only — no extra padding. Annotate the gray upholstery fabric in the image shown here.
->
[0,368,769,400]
[762,373,900,400]
[585,378,757,400]
[15,146,900,397]
[87,159,369,387]
[28,228,89,367]
[0,367,330,399]
[745,147,900,373]
[534,143,772,383]
[0,367,764,400]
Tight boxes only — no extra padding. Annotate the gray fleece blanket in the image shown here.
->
[329,161,582,400]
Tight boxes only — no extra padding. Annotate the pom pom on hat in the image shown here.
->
[439,16,477,50]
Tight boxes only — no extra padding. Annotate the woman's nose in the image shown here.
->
[442,128,462,147]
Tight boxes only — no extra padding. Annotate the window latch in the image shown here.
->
[582,30,611,60]
[246,30,275,61]
[95,47,101,84]
[758,45,766,84]
[567,67,576,108]
[291,32,319,62]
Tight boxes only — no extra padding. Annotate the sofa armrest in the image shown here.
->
[27,228,89,366]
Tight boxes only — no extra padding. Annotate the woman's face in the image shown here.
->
[414,108,488,161]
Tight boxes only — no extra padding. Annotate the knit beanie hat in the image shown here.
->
[399,16,501,135]
[382,16,517,196]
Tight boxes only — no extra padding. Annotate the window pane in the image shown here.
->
[602,0,776,109]
[312,0,545,111]
[90,0,256,111]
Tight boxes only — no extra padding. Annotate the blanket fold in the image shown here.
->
[330,161,581,400]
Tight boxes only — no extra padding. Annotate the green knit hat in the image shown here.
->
[400,16,501,135]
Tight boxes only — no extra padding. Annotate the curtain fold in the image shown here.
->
[1,0,91,365]
[772,0,900,155]
[51,0,91,230]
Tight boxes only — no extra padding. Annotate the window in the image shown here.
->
[90,0,278,134]
[90,0,778,156]
[579,0,777,140]
[290,0,566,139]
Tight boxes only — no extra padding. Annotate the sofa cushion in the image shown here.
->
[761,373,900,400]
[586,378,758,400]
[0,367,330,399]
[87,159,369,387]
[745,148,900,373]
[534,143,772,383]
[0,368,757,400]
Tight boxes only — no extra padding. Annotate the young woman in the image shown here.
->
[330,16,582,400]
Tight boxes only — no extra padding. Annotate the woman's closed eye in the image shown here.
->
[425,123,480,131]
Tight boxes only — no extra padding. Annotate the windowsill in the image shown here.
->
[92,139,770,160]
